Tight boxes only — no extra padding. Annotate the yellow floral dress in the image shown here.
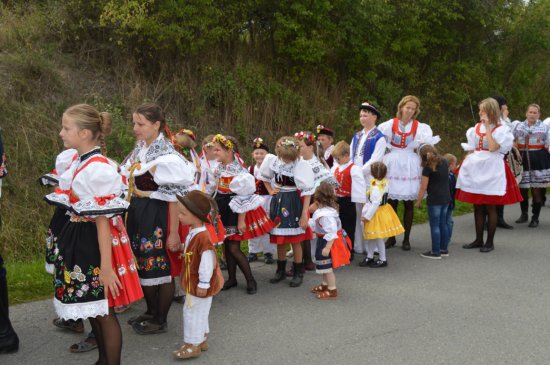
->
[362,178,404,239]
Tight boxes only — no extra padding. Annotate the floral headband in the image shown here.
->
[213,134,233,150]
[294,131,315,142]
[316,125,324,134]
[176,129,196,140]
[280,138,299,149]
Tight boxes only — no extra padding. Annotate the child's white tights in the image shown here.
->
[366,238,386,261]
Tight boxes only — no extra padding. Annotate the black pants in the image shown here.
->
[0,254,18,347]
[337,196,356,248]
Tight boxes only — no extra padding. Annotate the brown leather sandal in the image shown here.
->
[316,288,338,300]
[310,284,328,294]
[173,343,202,359]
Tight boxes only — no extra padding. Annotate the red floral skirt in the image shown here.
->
[226,207,275,241]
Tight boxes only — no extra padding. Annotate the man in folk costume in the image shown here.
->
[349,102,387,255]
[316,125,336,168]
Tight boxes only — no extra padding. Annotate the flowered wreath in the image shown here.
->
[213,134,233,150]
[316,125,325,134]
[253,137,264,148]
[280,138,299,149]
[294,131,315,142]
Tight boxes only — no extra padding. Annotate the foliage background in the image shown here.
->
[1,0,550,260]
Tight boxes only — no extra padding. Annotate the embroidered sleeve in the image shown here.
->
[71,163,129,217]
[258,153,276,183]
[198,250,215,289]
[295,160,315,196]
[318,216,338,242]
[377,120,393,144]
[228,173,263,213]
[151,154,198,202]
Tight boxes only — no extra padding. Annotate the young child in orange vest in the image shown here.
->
[330,141,366,260]
[173,190,224,360]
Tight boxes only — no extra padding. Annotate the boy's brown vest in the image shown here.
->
[181,230,224,297]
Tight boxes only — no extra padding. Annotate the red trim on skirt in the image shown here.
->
[270,227,314,244]
[456,161,523,205]
[226,207,274,241]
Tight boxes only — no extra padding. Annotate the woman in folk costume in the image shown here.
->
[199,135,219,196]
[349,102,387,255]
[295,131,339,272]
[44,104,142,365]
[378,96,437,251]
[247,138,277,264]
[40,148,78,275]
[259,136,315,288]
[512,104,550,228]
[211,134,274,295]
[121,103,198,335]
[308,181,352,300]
[456,98,522,252]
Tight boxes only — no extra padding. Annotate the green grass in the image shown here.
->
[6,201,473,306]
[5,258,52,305]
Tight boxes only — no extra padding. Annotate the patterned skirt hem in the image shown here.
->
[364,226,405,240]
[54,298,109,321]
[140,275,172,286]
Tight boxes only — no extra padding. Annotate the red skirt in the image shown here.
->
[270,227,314,244]
[226,207,275,241]
[331,231,352,269]
[456,162,523,205]
[109,216,144,307]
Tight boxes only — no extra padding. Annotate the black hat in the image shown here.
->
[316,125,334,137]
[176,190,217,223]
[252,137,269,152]
[491,95,507,108]
[359,102,381,118]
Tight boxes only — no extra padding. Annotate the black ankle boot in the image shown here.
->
[0,329,19,354]
[289,262,304,288]
[515,213,528,223]
[270,260,287,284]
[529,203,541,227]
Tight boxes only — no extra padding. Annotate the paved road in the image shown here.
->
[4,203,550,364]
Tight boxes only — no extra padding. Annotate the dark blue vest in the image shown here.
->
[351,128,384,165]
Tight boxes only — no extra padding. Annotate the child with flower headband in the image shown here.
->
[199,135,219,196]
[247,137,277,264]
[361,162,404,267]
[211,134,274,295]
[259,136,315,287]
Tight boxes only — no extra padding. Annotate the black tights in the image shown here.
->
[224,240,255,284]
[141,280,174,325]
[472,204,497,246]
[89,308,121,365]
[388,200,414,242]
[302,240,313,265]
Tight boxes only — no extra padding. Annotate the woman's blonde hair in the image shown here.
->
[275,136,300,162]
[396,95,421,120]
[479,98,501,124]
[526,103,541,113]
[64,104,112,155]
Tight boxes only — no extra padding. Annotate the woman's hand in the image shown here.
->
[299,212,309,229]
[99,266,122,299]
[238,214,246,235]
[167,232,181,252]
[415,199,422,209]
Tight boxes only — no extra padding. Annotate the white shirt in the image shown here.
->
[184,226,215,290]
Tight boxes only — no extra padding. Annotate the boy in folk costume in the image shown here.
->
[349,102,387,254]
[330,141,366,258]
[173,191,224,360]
[316,125,336,168]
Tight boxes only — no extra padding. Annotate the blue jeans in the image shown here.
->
[427,204,449,254]
[446,207,454,246]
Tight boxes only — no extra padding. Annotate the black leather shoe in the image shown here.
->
[359,258,373,267]
[497,219,514,229]
[247,253,258,262]
[222,280,237,291]
[515,213,528,223]
[528,219,539,228]
[402,240,411,251]
[463,241,483,249]
[246,280,257,295]
[385,237,396,249]
[370,259,388,268]
[480,244,494,253]
[0,331,19,354]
